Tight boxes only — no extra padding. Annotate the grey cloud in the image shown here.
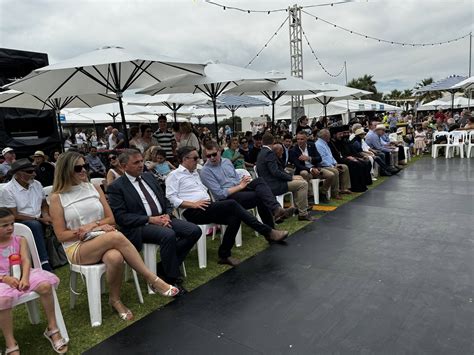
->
[1,0,472,94]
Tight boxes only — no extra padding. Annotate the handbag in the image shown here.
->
[44,225,68,269]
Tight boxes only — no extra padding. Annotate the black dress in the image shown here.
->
[329,139,372,192]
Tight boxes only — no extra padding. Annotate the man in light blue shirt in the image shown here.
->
[200,141,294,228]
[315,129,351,193]
[365,124,400,172]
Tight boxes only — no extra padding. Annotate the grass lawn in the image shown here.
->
[10,156,422,354]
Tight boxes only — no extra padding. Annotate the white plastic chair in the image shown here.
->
[445,131,466,158]
[142,243,187,295]
[176,209,211,269]
[43,185,53,205]
[12,223,69,342]
[431,131,449,158]
[68,253,143,327]
[466,130,474,158]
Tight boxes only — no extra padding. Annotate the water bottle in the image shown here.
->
[8,254,22,280]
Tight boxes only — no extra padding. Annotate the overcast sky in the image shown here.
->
[0,0,472,94]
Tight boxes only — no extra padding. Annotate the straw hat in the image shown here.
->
[354,128,366,136]
[375,124,386,131]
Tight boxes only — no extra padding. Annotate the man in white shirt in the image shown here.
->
[1,159,52,271]
[75,128,87,148]
[166,146,289,266]
[107,149,201,288]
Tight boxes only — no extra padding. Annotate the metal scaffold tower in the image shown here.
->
[289,4,305,129]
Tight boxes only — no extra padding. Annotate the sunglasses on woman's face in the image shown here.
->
[74,164,89,173]
[109,156,117,161]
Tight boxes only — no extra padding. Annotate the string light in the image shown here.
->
[302,10,470,47]
[204,0,351,14]
[302,28,345,78]
[245,16,289,68]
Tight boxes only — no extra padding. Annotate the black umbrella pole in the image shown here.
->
[56,111,65,152]
[324,105,327,120]
[213,99,219,139]
[118,95,129,147]
[272,101,275,134]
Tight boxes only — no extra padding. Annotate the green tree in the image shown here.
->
[347,74,383,101]
[414,77,442,103]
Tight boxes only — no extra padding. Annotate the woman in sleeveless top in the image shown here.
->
[105,153,124,189]
[49,152,179,321]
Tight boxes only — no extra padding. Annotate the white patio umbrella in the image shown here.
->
[451,76,474,90]
[0,89,117,150]
[137,61,285,136]
[72,102,167,124]
[226,74,329,130]
[294,83,372,119]
[5,46,205,143]
[128,93,209,122]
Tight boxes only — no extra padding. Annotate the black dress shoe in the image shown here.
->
[173,285,188,297]
[318,195,329,203]
[218,256,241,266]
[298,214,317,222]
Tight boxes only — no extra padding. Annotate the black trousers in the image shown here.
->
[183,200,272,258]
[140,218,201,279]
[227,178,280,228]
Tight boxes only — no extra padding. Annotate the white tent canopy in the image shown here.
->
[418,96,471,111]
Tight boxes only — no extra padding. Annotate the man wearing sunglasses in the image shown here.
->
[107,149,201,288]
[1,159,53,271]
[200,142,294,229]
[166,146,289,267]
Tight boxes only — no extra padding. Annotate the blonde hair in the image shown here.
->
[52,151,83,194]
[144,145,160,161]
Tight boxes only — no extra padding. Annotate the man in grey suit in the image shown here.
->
[108,149,201,286]
[256,133,314,221]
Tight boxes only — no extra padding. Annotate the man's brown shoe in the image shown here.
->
[217,257,241,267]
[265,229,289,242]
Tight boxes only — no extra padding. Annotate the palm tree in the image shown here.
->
[347,74,383,101]
[414,77,442,103]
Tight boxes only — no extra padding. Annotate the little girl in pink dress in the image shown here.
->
[0,208,68,354]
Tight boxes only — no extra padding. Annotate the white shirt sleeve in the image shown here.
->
[165,172,184,208]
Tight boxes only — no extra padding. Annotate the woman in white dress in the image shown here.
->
[49,152,179,321]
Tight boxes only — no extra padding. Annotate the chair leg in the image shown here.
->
[69,270,78,309]
[181,262,187,278]
[197,226,207,269]
[25,298,41,324]
[311,179,320,205]
[276,195,284,208]
[52,289,69,343]
[84,271,105,327]
[143,244,157,295]
[235,225,242,247]
[131,269,144,304]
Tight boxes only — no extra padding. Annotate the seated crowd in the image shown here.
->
[0,111,471,352]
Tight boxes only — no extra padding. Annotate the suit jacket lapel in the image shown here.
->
[121,175,144,207]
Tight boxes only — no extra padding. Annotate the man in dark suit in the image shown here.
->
[108,149,201,286]
[289,132,339,202]
[256,133,314,221]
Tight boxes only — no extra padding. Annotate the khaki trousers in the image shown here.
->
[287,179,309,216]
[299,169,336,196]
[324,164,350,191]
